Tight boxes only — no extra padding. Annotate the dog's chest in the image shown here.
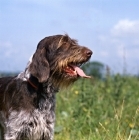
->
[4,96,56,140]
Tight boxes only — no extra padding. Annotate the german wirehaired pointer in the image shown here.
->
[0,34,92,140]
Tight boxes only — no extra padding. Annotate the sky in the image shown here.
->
[0,0,139,75]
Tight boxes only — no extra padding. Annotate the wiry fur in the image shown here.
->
[0,34,92,140]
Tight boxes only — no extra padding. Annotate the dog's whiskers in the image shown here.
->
[0,34,92,140]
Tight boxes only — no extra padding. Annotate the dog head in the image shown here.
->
[28,34,92,87]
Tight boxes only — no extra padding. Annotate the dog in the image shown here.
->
[0,34,92,140]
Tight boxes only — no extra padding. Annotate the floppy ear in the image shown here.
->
[29,47,50,83]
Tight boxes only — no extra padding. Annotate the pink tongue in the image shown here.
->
[73,66,91,78]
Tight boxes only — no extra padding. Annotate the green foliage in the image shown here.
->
[55,75,139,140]
[1,72,139,139]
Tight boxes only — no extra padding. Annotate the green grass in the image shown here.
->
[54,75,139,140]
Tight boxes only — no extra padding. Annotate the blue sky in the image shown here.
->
[0,0,139,74]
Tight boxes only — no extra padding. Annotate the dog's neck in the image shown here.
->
[28,75,59,94]
[27,75,59,110]
[41,79,59,95]
[27,75,39,90]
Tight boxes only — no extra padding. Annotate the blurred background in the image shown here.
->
[0,0,139,75]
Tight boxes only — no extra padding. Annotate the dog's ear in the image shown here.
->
[29,47,50,83]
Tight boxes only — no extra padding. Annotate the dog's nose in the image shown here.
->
[86,49,93,57]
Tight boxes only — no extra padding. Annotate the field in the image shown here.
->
[0,73,139,140]
[54,75,139,140]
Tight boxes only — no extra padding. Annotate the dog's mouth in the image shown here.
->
[63,63,91,78]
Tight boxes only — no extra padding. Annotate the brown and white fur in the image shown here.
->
[0,34,92,140]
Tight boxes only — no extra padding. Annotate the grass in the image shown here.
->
[1,73,138,139]
[54,75,139,140]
